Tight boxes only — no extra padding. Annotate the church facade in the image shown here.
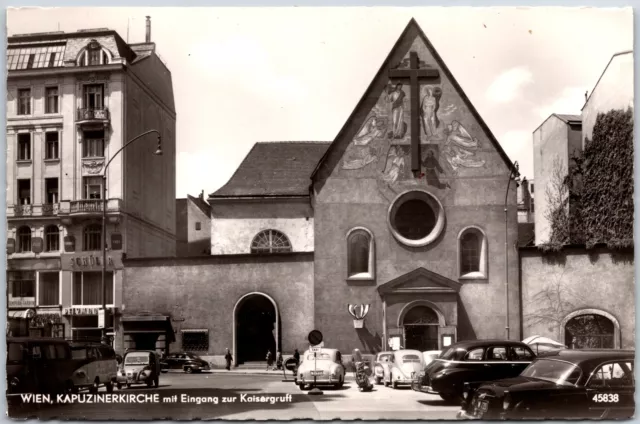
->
[119,20,521,364]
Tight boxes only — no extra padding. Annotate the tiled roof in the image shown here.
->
[211,142,330,198]
[187,194,211,217]
[554,114,582,123]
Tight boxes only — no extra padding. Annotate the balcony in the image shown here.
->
[13,204,32,217]
[59,199,123,224]
[42,203,60,216]
[76,108,110,127]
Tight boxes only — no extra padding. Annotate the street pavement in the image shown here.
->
[7,371,460,420]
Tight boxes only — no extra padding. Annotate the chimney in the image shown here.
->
[199,190,204,200]
[145,16,151,43]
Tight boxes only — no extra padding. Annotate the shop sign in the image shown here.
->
[61,252,123,271]
[62,306,100,316]
[7,238,15,254]
[64,236,75,252]
[32,237,43,254]
[8,298,36,308]
[111,233,122,250]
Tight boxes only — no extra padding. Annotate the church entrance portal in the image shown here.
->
[403,305,439,351]
[235,293,279,364]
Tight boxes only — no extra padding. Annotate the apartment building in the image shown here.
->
[6,18,176,348]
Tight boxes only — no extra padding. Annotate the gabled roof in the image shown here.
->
[311,18,516,181]
[377,267,462,295]
[187,194,211,218]
[533,113,582,134]
[582,50,633,111]
[210,141,330,198]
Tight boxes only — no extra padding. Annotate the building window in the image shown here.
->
[18,179,31,205]
[83,177,103,200]
[346,227,375,280]
[39,272,60,305]
[250,229,292,253]
[195,222,201,231]
[45,178,59,204]
[45,132,59,159]
[17,226,32,253]
[565,313,615,349]
[9,271,35,298]
[17,133,31,160]
[530,183,534,194]
[530,198,535,213]
[45,87,59,114]
[181,330,209,352]
[83,84,104,109]
[7,45,65,70]
[458,226,488,279]
[82,130,105,157]
[83,224,101,251]
[44,225,60,252]
[72,272,114,305]
[17,88,31,115]
[88,47,101,66]
[388,190,446,248]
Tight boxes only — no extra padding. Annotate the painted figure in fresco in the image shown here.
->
[443,120,486,172]
[342,114,387,170]
[420,86,443,138]
[353,114,387,146]
[382,146,406,184]
[423,149,450,189]
[385,83,408,139]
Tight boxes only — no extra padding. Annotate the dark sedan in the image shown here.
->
[412,340,536,403]
[162,352,210,373]
[458,349,635,420]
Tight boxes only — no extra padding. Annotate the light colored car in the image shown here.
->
[69,343,118,393]
[384,349,424,389]
[373,351,394,385]
[296,348,345,389]
[116,350,161,389]
[422,350,441,367]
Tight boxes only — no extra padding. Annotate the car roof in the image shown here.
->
[394,349,422,355]
[447,339,531,349]
[536,349,635,366]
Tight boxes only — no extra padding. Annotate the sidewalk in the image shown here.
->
[195,368,356,380]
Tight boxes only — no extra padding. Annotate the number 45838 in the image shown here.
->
[593,394,619,403]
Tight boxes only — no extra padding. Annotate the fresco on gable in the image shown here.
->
[342,80,485,191]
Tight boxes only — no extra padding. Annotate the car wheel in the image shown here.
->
[298,383,305,390]
[65,381,77,395]
[439,393,458,404]
[154,376,159,388]
[375,376,382,385]
[384,376,390,387]
[90,380,99,394]
[161,370,168,374]
[105,381,114,393]
[126,383,132,389]
[185,367,193,374]
[391,374,398,390]
[116,383,122,390]
[334,375,344,389]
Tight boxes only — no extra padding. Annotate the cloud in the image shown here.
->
[177,149,244,198]
[535,87,587,119]
[486,66,534,103]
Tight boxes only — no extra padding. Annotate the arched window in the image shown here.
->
[17,226,31,253]
[458,226,488,279]
[250,230,291,254]
[346,227,375,280]
[565,313,616,349]
[77,40,112,67]
[83,225,101,251]
[44,225,60,252]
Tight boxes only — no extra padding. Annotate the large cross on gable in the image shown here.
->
[389,51,440,174]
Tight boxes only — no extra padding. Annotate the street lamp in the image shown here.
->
[101,130,163,344]
[503,161,520,340]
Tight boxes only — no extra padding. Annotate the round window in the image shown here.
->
[388,190,445,247]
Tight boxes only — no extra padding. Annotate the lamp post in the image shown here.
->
[503,161,520,340]
[101,130,163,344]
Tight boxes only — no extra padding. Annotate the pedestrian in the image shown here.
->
[293,349,300,366]
[225,348,232,371]
[275,351,283,370]
[266,350,273,371]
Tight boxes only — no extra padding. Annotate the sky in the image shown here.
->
[7,7,634,198]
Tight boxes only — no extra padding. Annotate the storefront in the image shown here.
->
[120,313,175,355]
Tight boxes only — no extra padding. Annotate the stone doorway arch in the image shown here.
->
[232,292,280,366]
[398,301,446,351]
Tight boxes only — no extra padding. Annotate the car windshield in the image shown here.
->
[125,353,150,365]
[521,359,582,386]
[439,347,466,361]
[402,354,421,363]
[186,353,201,360]
[306,353,331,361]
[377,353,392,362]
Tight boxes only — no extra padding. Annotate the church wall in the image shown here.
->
[121,253,314,364]
[520,247,635,349]
[312,25,521,354]
[210,200,314,254]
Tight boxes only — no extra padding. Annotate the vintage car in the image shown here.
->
[116,350,161,389]
[412,340,536,402]
[457,349,635,420]
[422,350,441,367]
[373,351,394,385]
[162,352,210,373]
[383,349,425,389]
[7,337,78,401]
[69,343,118,393]
[296,348,345,389]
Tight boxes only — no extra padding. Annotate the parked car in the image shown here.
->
[69,342,118,393]
[412,340,536,403]
[457,349,635,420]
[422,350,441,367]
[7,337,77,401]
[162,352,210,373]
[116,350,161,389]
[384,349,425,389]
[373,351,394,385]
[296,348,345,389]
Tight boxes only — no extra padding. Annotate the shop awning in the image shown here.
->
[8,309,36,319]
[121,314,175,343]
